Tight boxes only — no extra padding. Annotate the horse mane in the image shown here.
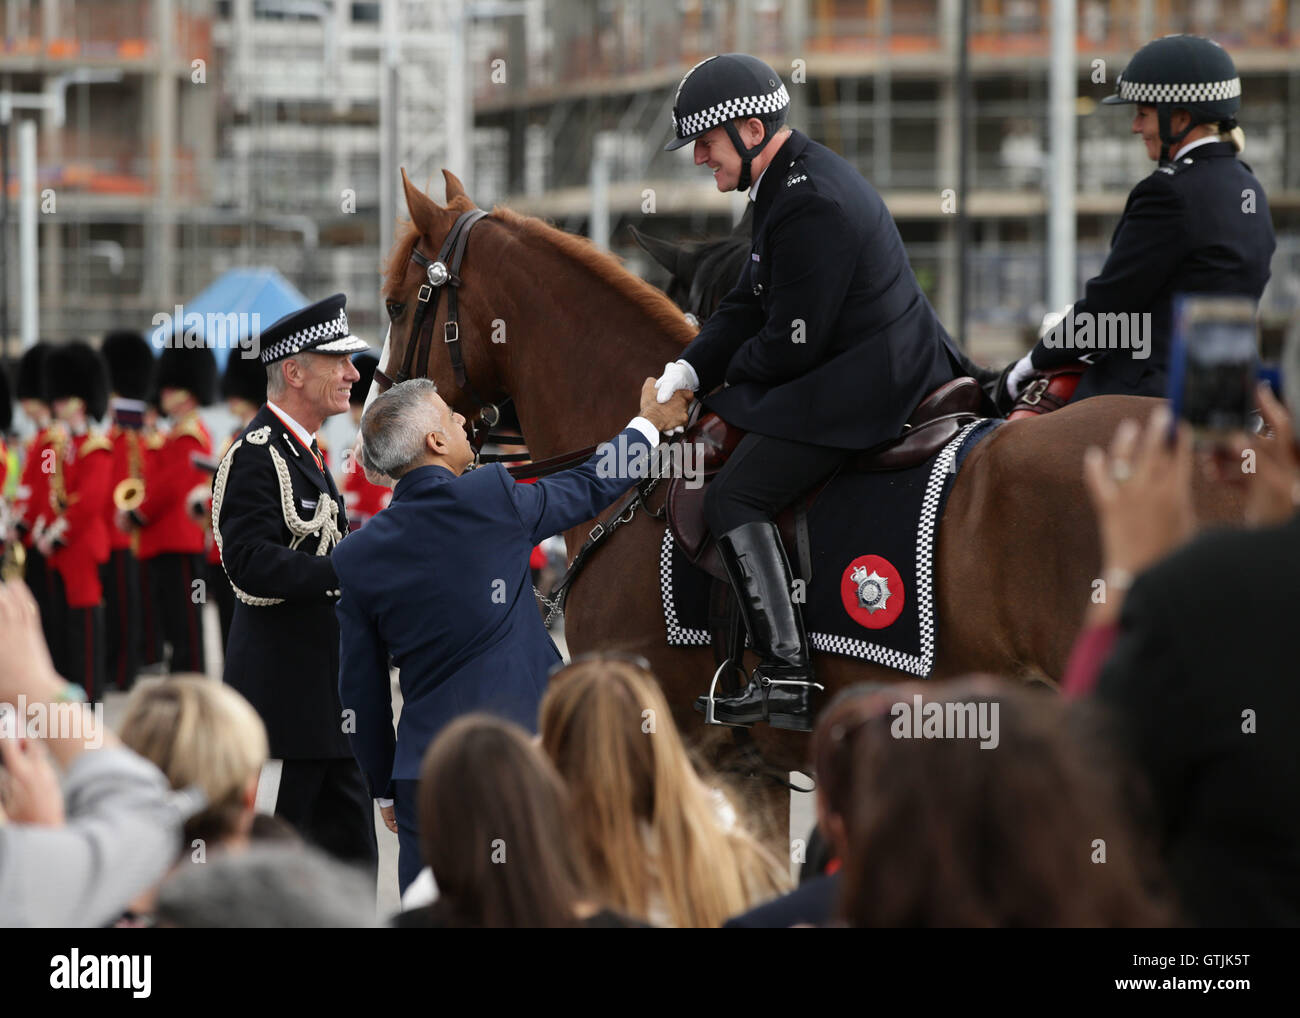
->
[381,201,695,344]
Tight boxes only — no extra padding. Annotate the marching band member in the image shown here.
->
[38,342,113,700]
[121,345,216,675]
[100,330,156,691]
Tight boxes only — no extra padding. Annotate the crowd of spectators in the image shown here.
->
[1,391,1297,927]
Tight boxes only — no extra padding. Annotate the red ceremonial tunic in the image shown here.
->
[136,412,213,559]
[49,430,113,607]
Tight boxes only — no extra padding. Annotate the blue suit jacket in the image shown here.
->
[333,426,653,799]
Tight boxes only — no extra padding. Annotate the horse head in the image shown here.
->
[629,206,754,325]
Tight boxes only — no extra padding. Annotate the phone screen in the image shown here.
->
[1168,295,1259,439]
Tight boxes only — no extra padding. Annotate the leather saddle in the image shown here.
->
[667,376,986,581]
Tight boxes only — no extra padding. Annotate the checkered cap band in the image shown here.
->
[1117,75,1240,104]
[260,308,350,364]
[673,83,791,139]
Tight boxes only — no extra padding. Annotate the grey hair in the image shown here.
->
[360,378,444,478]
[265,353,314,400]
[154,845,378,928]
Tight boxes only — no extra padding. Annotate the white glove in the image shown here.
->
[654,360,699,403]
[1006,353,1036,401]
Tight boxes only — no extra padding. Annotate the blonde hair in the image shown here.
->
[540,660,790,927]
[119,678,268,848]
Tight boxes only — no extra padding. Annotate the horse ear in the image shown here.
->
[402,168,441,233]
[442,169,470,206]
[628,225,682,277]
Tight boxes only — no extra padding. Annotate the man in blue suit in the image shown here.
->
[334,377,692,892]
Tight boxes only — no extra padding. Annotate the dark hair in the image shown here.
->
[835,678,1176,928]
[418,715,591,928]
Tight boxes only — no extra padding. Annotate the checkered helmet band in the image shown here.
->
[1116,75,1241,105]
[260,308,349,365]
[673,83,791,139]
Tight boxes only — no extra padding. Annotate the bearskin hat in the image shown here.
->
[43,340,110,421]
[221,349,268,407]
[349,351,379,407]
[101,329,156,401]
[16,342,51,402]
[155,344,217,407]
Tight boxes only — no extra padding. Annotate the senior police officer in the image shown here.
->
[212,294,375,870]
[1007,35,1276,404]
[652,54,962,731]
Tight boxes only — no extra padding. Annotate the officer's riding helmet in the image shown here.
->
[1101,34,1240,161]
[665,53,790,190]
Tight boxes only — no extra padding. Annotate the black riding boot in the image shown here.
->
[694,520,819,731]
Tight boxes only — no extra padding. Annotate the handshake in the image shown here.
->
[639,377,694,435]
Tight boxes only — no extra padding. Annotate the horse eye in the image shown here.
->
[386,301,406,320]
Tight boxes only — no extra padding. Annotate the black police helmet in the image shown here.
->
[666,53,790,190]
[1102,35,1240,155]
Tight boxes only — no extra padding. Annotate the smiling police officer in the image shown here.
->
[653,54,961,732]
[1007,35,1276,404]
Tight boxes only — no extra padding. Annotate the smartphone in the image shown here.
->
[1168,295,1260,440]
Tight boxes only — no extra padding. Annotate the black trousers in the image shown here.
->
[275,758,378,877]
[703,432,849,536]
[25,549,68,676]
[137,556,166,666]
[64,604,106,703]
[393,779,422,896]
[150,551,206,674]
[101,548,141,692]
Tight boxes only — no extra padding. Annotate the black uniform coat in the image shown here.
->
[680,130,958,450]
[217,403,351,760]
[1030,141,1275,401]
[1095,512,1300,926]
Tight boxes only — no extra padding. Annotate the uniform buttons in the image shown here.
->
[752,283,764,296]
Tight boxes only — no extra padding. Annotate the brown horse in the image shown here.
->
[374,170,1242,800]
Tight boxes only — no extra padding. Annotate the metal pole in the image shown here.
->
[447,0,470,198]
[18,119,37,349]
[955,0,970,349]
[590,133,611,251]
[1048,0,1077,311]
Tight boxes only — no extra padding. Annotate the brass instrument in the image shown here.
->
[113,429,146,511]
[113,477,145,512]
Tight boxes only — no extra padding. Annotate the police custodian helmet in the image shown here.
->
[666,53,790,190]
[1102,34,1241,160]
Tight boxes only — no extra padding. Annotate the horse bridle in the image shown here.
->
[372,207,517,455]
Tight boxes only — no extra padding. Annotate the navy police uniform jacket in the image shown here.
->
[1030,141,1275,401]
[333,426,653,800]
[680,129,959,450]
[217,404,352,760]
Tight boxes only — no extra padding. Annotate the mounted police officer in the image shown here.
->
[652,54,960,731]
[1007,34,1276,404]
[212,294,375,870]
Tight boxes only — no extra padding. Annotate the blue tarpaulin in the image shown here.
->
[148,268,308,369]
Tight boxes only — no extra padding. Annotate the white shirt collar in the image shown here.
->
[1172,135,1219,161]
[747,164,768,202]
[266,400,315,447]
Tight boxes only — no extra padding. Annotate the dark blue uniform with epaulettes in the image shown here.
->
[679,129,959,532]
[1029,140,1275,401]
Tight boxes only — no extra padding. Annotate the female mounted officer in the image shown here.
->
[651,54,963,732]
[1007,34,1276,404]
